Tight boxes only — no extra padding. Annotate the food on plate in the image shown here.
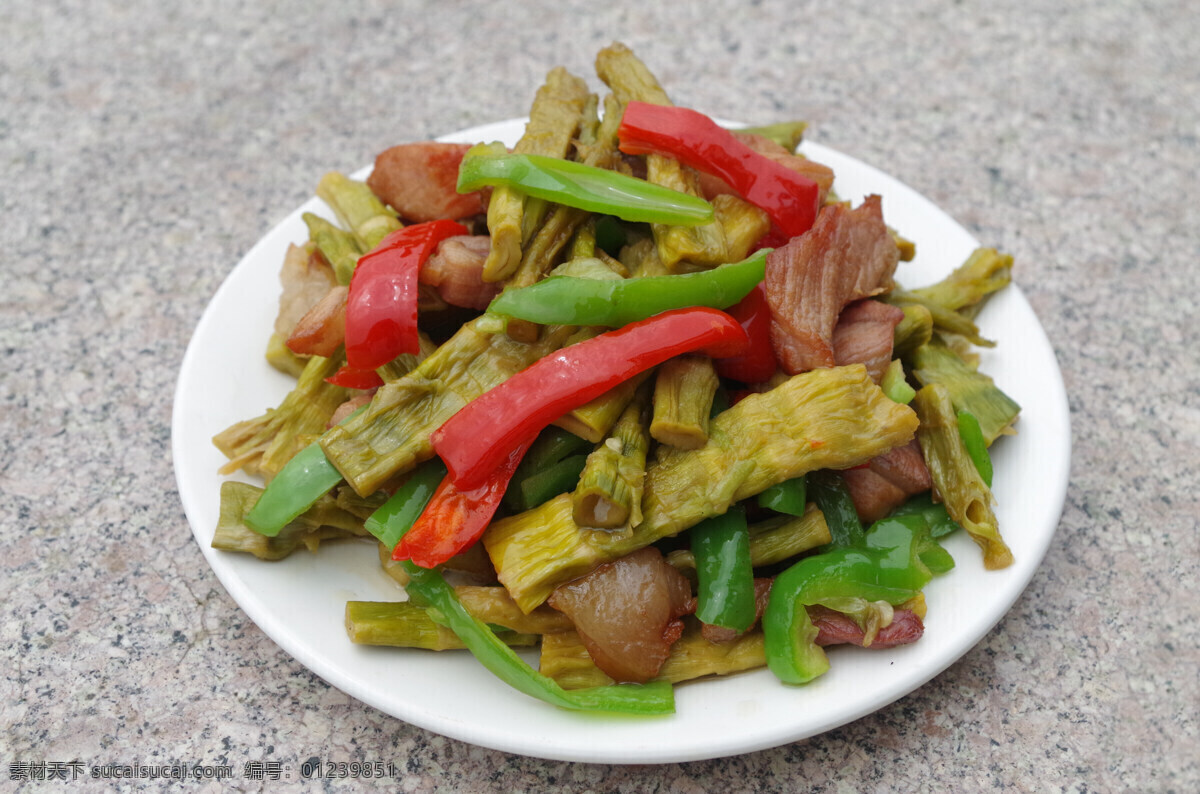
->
[210,42,1021,714]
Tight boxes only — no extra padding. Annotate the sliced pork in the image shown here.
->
[832,299,906,382]
[548,547,695,683]
[764,195,899,374]
[419,235,502,310]
[811,605,925,648]
[841,440,933,523]
[367,142,485,223]
[328,392,373,429]
[274,243,338,339]
[286,285,347,357]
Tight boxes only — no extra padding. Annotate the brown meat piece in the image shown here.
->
[832,299,906,383]
[286,285,347,357]
[419,235,502,310]
[367,142,485,223]
[841,440,933,523]
[811,606,925,648]
[274,243,338,339]
[548,547,695,683]
[764,195,899,374]
[327,393,373,429]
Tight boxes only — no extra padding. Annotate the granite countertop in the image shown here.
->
[3,0,1196,790]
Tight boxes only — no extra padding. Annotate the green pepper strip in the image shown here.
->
[956,410,994,487]
[405,565,674,713]
[762,515,933,684]
[503,427,593,512]
[891,492,962,540]
[515,454,589,513]
[457,147,714,226]
[691,505,756,632]
[364,473,675,715]
[757,475,807,517]
[807,470,864,549]
[511,428,592,489]
[364,459,448,550]
[244,406,367,537]
[488,249,769,328]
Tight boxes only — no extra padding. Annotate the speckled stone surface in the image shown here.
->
[3,0,1197,790]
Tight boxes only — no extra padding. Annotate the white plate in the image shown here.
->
[173,119,1070,763]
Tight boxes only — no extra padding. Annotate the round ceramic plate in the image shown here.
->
[173,119,1070,763]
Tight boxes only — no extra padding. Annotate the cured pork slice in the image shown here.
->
[367,142,485,223]
[274,243,338,340]
[765,195,899,375]
[810,605,925,648]
[420,235,501,310]
[548,547,695,683]
[832,299,906,383]
[841,440,933,523]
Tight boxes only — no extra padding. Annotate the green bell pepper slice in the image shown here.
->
[457,145,714,226]
[807,470,864,549]
[691,505,756,633]
[762,514,933,685]
[363,458,448,550]
[512,453,589,513]
[757,474,807,517]
[890,492,962,539]
[244,442,342,537]
[889,492,960,573]
[487,249,769,328]
[244,407,366,537]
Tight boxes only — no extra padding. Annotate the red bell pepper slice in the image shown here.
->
[344,219,467,370]
[432,307,749,491]
[714,284,778,384]
[392,439,532,569]
[325,364,385,390]
[617,102,820,239]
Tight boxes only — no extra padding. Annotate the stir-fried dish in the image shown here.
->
[211,43,1020,714]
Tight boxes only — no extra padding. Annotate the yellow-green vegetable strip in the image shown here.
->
[344,601,539,650]
[321,320,573,496]
[540,623,767,690]
[212,481,366,561]
[315,171,401,253]
[892,304,934,359]
[303,211,363,286]
[911,247,1012,313]
[594,42,729,269]
[482,67,591,282]
[572,386,650,529]
[212,353,349,480]
[485,365,919,612]
[650,355,720,450]
[912,384,1012,570]
[910,343,1020,445]
[552,369,654,443]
